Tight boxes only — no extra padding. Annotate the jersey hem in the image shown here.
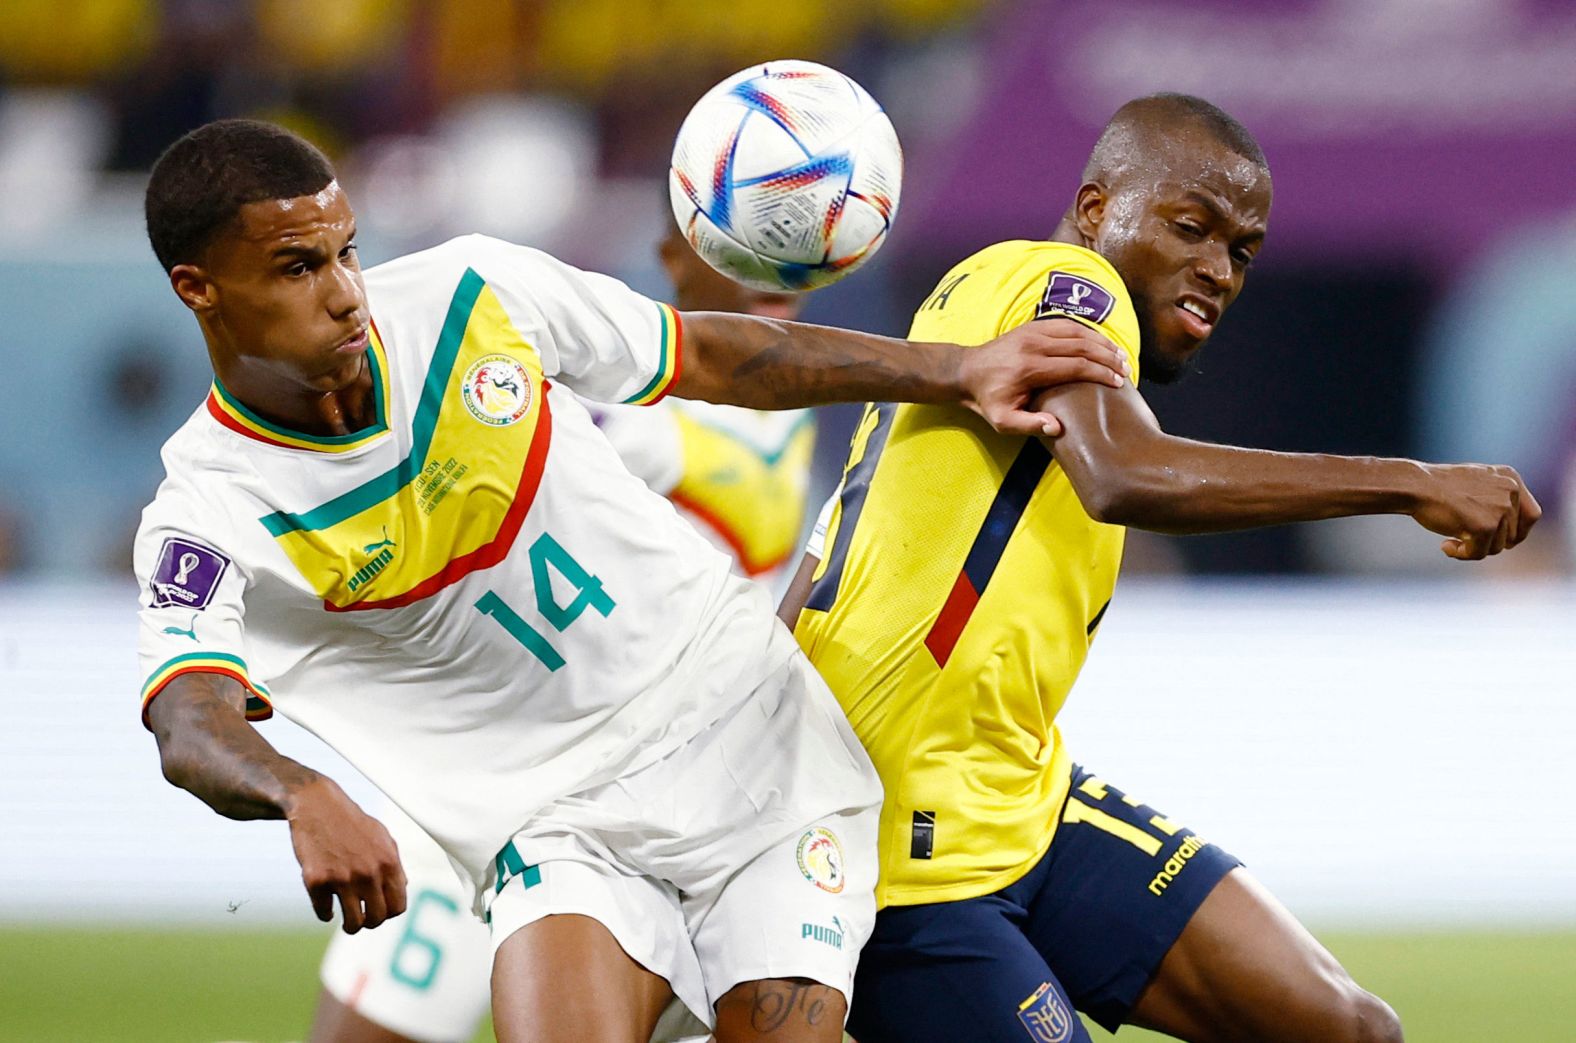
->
[623,303,684,406]
[877,761,1075,909]
[140,653,274,730]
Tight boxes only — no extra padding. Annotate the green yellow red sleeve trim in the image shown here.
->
[622,303,683,406]
[140,652,273,730]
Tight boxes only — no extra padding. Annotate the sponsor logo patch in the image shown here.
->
[462,355,533,427]
[1035,272,1115,324]
[1017,981,1076,1042]
[150,538,229,610]
[795,826,845,894]
[800,915,847,950]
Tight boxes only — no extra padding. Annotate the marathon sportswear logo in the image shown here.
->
[800,916,847,950]
[1035,272,1115,324]
[150,538,229,610]
[1148,833,1208,896]
[1017,981,1076,1042]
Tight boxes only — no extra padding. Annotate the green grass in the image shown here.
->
[1,926,1573,1041]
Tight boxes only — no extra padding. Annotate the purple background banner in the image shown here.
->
[913,0,1576,266]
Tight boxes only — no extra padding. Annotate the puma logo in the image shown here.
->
[363,525,397,554]
[162,614,199,642]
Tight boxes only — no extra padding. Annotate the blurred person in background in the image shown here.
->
[1418,209,1576,575]
[310,207,819,1043]
[782,94,1539,1043]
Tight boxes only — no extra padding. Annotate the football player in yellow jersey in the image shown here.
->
[785,94,1539,1043]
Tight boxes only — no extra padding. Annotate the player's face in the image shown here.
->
[1087,137,1270,384]
[660,230,802,320]
[186,181,371,392]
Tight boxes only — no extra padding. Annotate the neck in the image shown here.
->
[210,348,376,437]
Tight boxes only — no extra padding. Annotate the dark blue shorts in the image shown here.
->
[848,766,1241,1042]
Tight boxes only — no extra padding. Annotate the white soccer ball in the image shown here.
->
[668,60,902,293]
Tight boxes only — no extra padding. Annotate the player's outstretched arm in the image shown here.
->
[1037,380,1541,560]
[673,313,1129,437]
[148,674,407,932]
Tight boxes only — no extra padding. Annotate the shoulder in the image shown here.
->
[363,235,563,298]
[983,241,1129,303]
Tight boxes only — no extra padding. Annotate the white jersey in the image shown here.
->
[592,399,815,593]
[134,234,793,903]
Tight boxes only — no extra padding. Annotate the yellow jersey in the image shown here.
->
[794,240,1142,906]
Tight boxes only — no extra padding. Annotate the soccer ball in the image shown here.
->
[668,60,902,293]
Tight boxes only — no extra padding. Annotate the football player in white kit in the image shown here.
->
[136,121,1129,1043]
[311,220,822,1043]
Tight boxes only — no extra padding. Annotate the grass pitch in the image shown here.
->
[1,926,1572,1041]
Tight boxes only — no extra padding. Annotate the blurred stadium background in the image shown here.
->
[1,1,1574,1040]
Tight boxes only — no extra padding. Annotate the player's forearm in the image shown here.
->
[675,312,963,409]
[148,675,321,821]
[1080,437,1428,534]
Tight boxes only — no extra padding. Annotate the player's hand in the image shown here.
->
[960,318,1129,436]
[285,776,407,933]
[1410,463,1541,560]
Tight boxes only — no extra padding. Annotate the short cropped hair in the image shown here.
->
[144,119,336,272]
[1083,93,1267,182]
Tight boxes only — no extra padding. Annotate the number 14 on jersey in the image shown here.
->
[474,533,615,670]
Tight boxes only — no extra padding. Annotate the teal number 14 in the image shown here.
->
[475,533,615,670]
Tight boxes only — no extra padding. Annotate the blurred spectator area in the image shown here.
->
[1,0,1573,579]
[0,0,985,169]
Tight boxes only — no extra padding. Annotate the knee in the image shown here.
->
[1324,981,1403,1043]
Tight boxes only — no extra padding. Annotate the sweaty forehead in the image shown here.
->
[233,181,354,247]
[1139,135,1271,219]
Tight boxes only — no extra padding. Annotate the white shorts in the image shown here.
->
[320,805,492,1043]
[485,642,882,1030]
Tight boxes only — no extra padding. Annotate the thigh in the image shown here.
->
[849,898,1092,1043]
[1024,768,1240,1032]
[492,913,673,1043]
[714,977,848,1043]
[1128,868,1397,1043]
[485,826,709,1037]
[315,878,492,1043]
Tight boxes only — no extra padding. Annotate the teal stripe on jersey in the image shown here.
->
[260,269,487,537]
[621,301,675,404]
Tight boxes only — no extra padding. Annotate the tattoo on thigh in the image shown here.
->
[742,979,834,1033]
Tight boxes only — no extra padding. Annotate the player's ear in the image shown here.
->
[169,264,217,313]
[1072,182,1108,240]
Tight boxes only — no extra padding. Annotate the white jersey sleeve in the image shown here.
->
[459,234,682,406]
[133,490,272,726]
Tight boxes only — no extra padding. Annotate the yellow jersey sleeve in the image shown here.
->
[908,240,1141,383]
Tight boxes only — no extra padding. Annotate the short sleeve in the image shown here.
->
[134,508,271,730]
[996,250,1143,380]
[460,235,683,406]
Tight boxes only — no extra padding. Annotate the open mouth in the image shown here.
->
[335,327,370,354]
[1176,296,1218,340]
